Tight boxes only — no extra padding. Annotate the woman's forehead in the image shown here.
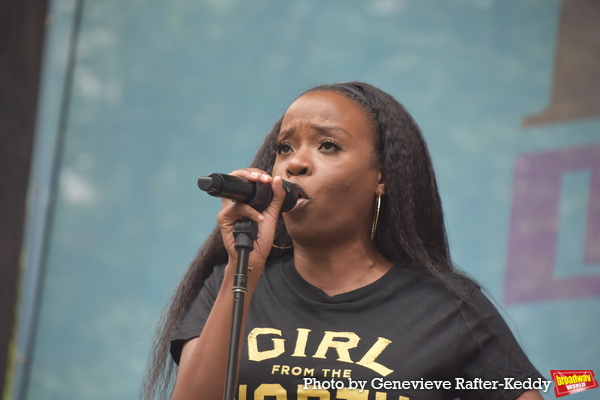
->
[278,90,376,143]
[282,91,368,126]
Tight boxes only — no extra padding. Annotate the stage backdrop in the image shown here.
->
[10,0,600,399]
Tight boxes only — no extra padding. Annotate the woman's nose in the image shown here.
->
[286,149,312,177]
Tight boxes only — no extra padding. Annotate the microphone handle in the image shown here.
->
[197,173,298,212]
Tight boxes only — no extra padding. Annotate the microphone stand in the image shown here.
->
[223,218,258,400]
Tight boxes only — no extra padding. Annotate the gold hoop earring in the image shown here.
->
[272,243,293,249]
[371,193,381,240]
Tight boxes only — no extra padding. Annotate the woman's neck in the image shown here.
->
[292,238,394,296]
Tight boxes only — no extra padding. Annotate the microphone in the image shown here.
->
[197,173,299,212]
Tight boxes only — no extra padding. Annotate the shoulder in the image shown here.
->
[394,263,480,303]
[199,262,227,293]
[391,264,512,336]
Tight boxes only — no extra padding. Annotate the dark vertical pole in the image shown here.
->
[9,0,85,397]
[0,0,49,395]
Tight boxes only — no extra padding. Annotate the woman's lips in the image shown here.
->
[286,180,309,212]
[289,197,308,212]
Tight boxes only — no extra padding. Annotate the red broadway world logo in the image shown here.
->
[550,370,599,397]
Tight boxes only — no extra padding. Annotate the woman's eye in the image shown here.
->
[319,140,341,151]
[276,142,293,154]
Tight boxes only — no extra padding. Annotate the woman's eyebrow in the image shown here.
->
[278,124,352,141]
[312,124,352,138]
[277,128,294,141]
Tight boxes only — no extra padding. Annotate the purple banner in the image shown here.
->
[505,144,600,304]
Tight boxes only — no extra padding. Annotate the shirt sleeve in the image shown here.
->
[456,287,545,400]
[169,264,225,364]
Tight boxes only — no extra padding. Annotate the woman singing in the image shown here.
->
[142,82,545,400]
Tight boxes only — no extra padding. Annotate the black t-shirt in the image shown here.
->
[171,257,544,400]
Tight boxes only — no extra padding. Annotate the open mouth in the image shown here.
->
[287,180,309,211]
[287,181,309,199]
